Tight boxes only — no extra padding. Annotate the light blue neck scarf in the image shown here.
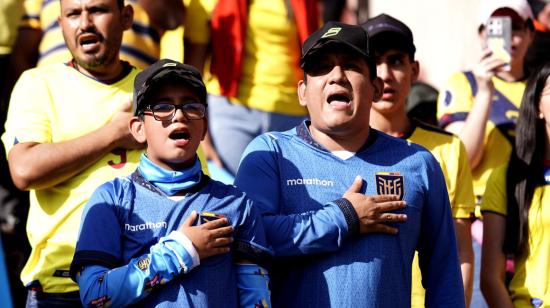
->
[138,153,202,196]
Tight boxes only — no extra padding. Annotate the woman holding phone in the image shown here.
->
[480,62,550,307]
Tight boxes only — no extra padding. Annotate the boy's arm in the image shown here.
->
[75,231,199,307]
[235,136,406,256]
[417,153,465,308]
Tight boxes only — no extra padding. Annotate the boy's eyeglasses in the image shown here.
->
[143,102,206,121]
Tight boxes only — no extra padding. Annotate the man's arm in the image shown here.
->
[8,102,143,190]
[417,153,465,308]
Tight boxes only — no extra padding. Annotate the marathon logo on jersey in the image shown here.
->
[375,172,404,200]
[286,178,334,187]
[125,221,167,232]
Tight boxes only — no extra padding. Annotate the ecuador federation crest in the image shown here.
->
[375,172,404,200]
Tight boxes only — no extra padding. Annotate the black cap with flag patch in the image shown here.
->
[300,21,373,72]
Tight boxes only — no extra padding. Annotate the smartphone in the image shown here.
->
[485,16,512,71]
[196,212,225,225]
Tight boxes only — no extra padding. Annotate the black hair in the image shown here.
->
[503,61,550,256]
[117,0,124,9]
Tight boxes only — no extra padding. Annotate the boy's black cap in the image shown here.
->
[300,21,371,70]
[133,59,207,115]
[361,14,416,55]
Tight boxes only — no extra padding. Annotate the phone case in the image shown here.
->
[486,16,512,70]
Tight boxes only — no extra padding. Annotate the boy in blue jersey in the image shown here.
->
[235,22,465,307]
[69,59,272,307]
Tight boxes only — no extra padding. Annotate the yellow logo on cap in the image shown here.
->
[322,27,341,38]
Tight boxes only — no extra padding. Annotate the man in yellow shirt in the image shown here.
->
[363,14,476,307]
[2,0,144,305]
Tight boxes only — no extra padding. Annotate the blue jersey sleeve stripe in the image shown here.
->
[43,19,60,34]
[463,71,478,95]
[42,0,58,10]
[70,250,121,281]
[39,43,70,60]
[21,14,40,21]
[439,112,468,128]
[131,22,161,43]
[119,45,158,66]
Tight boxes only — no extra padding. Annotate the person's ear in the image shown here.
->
[372,77,383,102]
[411,61,420,84]
[129,116,147,143]
[121,4,134,31]
[298,79,307,107]
[201,117,208,140]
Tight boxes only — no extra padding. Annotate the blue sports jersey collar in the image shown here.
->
[137,153,203,196]
[296,121,378,153]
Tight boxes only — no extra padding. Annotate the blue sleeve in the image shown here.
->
[236,264,271,308]
[232,198,273,267]
[235,135,358,257]
[76,234,197,307]
[417,153,465,308]
[71,182,197,307]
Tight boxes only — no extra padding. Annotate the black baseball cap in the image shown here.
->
[300,21,373,71]
[133,59,207,116]
[362,14,416,55]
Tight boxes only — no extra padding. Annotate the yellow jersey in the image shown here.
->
[437,71,524,199]
[481,164,550,308]
[2,63,142,293]
[407,122,476,307]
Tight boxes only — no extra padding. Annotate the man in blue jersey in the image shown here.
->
[70,59,272,307]
[235,21,465,307]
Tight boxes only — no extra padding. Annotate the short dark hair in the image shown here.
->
[117,0,124,9]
